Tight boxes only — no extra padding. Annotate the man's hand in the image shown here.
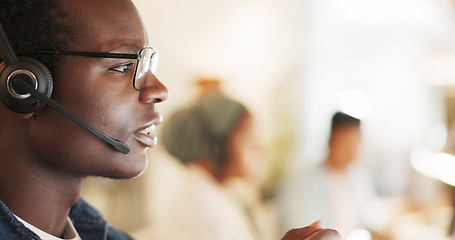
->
[281,220,341,240]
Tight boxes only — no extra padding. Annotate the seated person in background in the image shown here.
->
[135,80,274,240]
[278,112,378,239]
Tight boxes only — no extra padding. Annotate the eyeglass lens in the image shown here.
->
[134,47,159,90]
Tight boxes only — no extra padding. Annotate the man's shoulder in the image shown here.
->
[69,198,104,222]
[0,200,41,239]
[70,198,133,240]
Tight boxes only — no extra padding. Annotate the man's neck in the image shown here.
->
[0,158,82,238]
[325,155,349,171]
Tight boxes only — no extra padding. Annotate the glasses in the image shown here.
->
[30,47,159,90]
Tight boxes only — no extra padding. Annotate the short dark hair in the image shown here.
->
[0,0,77,77]
[331,111,361,134]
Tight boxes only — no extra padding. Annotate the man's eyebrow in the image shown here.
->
[108,44,141,53]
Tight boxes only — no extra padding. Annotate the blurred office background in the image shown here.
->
[81,0,455,239]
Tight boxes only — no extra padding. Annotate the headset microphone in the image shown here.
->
[0,23,130,154]
[13,79,130,154]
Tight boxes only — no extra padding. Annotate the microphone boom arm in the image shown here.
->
[14,78,130,154]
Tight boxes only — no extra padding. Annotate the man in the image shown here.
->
[279,112,377,239]
[0,0,167,238]
[0,0,340,239]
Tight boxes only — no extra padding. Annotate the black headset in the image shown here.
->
[0,22,130,154]
[0,24,53,114]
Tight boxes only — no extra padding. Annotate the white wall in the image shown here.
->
[133,0,451,194]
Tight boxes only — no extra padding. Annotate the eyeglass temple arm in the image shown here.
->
[30,50,139,59]
[0,22,18,65]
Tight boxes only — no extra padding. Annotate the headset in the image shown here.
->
[0,22,130,154]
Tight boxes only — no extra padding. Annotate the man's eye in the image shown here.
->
[109,62,135,73]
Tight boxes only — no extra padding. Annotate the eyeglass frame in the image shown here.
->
[28,47,159,90]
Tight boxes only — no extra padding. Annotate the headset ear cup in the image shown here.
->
[0,57,53,113]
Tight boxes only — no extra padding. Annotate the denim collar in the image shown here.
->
[0,198,131,240]
[0,199,40,239]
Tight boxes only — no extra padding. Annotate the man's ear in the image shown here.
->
[0,99,34,119]
[14,112,33,120]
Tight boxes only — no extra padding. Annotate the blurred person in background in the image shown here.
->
[134,79,278,240]
[277,112,379,239]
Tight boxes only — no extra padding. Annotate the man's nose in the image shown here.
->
[138,72,169,104]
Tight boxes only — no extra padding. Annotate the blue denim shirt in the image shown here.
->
[0,198,133,240]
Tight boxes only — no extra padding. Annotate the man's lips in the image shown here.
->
[137,124,156,136]
[134,114,163,148]
[134,123,158,147]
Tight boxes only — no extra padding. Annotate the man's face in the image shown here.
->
[226,112,263,181]
[27,0,168,179]
[330,125,361,168]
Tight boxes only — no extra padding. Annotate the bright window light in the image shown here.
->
[410,146,438,179]
[346,229,372,240]
[433,152,455,187]
[337,89,372,119]
[427,122,447,152]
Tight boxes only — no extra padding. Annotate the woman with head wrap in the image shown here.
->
[138,90,276,240]
[162,93,255,183]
